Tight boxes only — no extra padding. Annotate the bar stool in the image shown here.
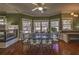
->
[47,39,52,47]
[22,38,31,54]
[41,39,47,54]
[29,39,36,47]
[35,39,41,52]
[28,39,37,54]
[47,39,53,54]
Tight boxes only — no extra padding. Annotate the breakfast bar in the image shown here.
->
[61,31,79,43]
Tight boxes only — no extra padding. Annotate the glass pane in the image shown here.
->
[22,18,31,40]
[62,20,72,30]
[41,21,48,32]
[50,20,59,32]
[34,21,41,33]
[22,19,31,33]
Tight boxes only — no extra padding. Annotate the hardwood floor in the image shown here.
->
[22,42,59,55]
[0,40,79,55]
[60,40,79,55]
[0,41,23,55]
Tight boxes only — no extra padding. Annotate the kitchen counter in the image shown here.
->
[61,31,79,43]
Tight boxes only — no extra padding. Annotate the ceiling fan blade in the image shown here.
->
[32,3,39,7]
[32,3,38,5]
[32,7,38,11]
[44,6,48,9]
[42,3,45,6]
[41,3,45,7]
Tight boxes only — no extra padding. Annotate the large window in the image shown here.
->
[62,20,72,30]
[50,20,59,32]
[34,21,41,33]
[33,20,49,33]
[41,21,48,33]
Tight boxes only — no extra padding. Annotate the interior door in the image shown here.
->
[50,20,59,41]
[22,18,31,41]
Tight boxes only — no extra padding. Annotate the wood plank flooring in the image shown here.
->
[0,40,79,55]
[60,40,79,55]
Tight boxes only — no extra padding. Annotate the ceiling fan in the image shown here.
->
[32,3,48,13]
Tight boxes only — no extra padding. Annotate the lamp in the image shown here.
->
[73,14,78,17]
[70,12,78,17]
[70,12,74,15]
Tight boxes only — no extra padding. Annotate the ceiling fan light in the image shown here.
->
[32,7,38,11]
[38,7,43,10]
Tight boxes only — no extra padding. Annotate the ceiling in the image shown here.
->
[0,3,79,16]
